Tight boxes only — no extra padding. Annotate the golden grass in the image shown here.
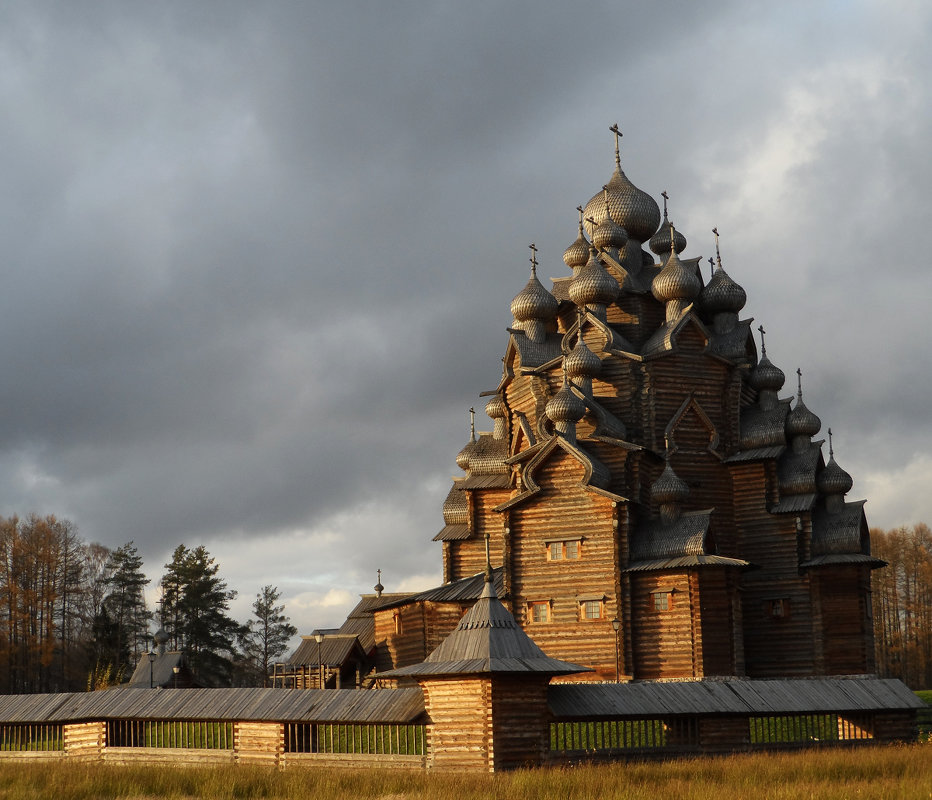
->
[0,744,928,800]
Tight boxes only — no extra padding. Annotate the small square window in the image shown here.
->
[546,539,581,561]
[652,592,670,612]
[529,601,550,623]
[581,600,603,620]
[769,599,790,619]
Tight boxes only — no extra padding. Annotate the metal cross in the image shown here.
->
[529,243,538,276]
[758,325,767,356]
[661,190,669,217]
[609,123,622,165]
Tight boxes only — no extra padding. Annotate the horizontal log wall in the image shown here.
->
[630,572,694,679]
[234,722,283,767]
[509,452,619,679]
[63,721,104,759]
[421,677,492,772]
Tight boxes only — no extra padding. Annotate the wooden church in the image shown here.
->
[288,128,882,687]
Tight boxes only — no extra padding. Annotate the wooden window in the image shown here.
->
[546,539,581,561]
[393,611,403,634]
[652,591,671,612]
[529,601,550,623]
[768,599,790,619]
[581,599,604,620]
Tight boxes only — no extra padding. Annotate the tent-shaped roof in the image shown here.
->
[382,578,590,677]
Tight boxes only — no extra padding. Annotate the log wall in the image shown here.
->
[508,451,618,679]
[421,677,492,772]
[234,722,283,767]
[63,721,105,760]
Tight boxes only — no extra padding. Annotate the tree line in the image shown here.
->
[0,514,296,693]
[871,524,932,689]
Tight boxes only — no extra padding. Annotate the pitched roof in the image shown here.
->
[373,567,504,611]
[285,634,367,668]
[126,651,201,689]
[381,578,590,678]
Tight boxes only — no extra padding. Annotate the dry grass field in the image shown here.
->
[0,744,928,800]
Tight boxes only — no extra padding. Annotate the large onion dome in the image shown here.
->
[582,136,660,243]
[456,437,476,472]
[510,265,558,323]
[563,211,590,272]
[701,264,747,315]
[569,247,619,308]
[652,462,690,506]
[546,379,586,425]
[565,333,602,380]
[651,244,701,304]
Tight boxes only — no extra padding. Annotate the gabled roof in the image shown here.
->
[381,578,590,678]
[373,567,505,611]
[641,305,710,359]
[285,634,368,668]
[126,651,201,689]
[335,593,415,651]
[494,435,620,512]
[510,330,563,369]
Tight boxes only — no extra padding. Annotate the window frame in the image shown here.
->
[528,601,551,624]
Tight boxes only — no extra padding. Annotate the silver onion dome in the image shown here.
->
[546,381,586,425]
[651,248,701,304]
[786,398,821,439]
[563,214,591,271]
[583,166,661,244]
[568,247,619,308]
[651,462,690,506]
[565,334,602,380]
[818,455,853,496]
[510,267,558,323]
[749,355,785,392]
[649,219,687,258]
[701,265,747,315]
[485,394,507,420]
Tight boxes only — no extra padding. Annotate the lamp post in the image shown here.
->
[172,665,180,689]
[314,631,324,689]
[148,651,157,688]
[611,618,621,683]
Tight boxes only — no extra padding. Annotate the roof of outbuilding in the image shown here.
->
[381,578,590,678]
[285,634,367,668]
[548,677,923,719]
[126,651,200,689]
[0,687,425,724]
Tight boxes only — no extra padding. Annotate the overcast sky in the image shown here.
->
[0,1,929,640]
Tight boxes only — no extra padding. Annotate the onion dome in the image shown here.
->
[485,394,506,421]
[651,237,701,304]
[563,208,591,271]
[565,333,602,381]
[786,369,821,439]
[153,628,170,648]
[568,247,619,308]
[510,263,558,323]
[651,461,690,506]
[701,227,746,314]
[582,126,661,243]
[545,377,586,425]
[818,430,853,496]
[374,569,384,598]
[748,327,785,392]
[442,485,469,526]
[649,191,687,258]
[456,408,478,471]
[818,455,853,496]
[591,188,629,251]
[702,264,747,315]
[486,393,508,439]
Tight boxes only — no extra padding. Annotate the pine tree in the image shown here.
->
[160,545,243,686]
[241,585,297,686]
[97,542,151,675]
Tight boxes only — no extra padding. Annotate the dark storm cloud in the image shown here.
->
[0,0,927,634]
